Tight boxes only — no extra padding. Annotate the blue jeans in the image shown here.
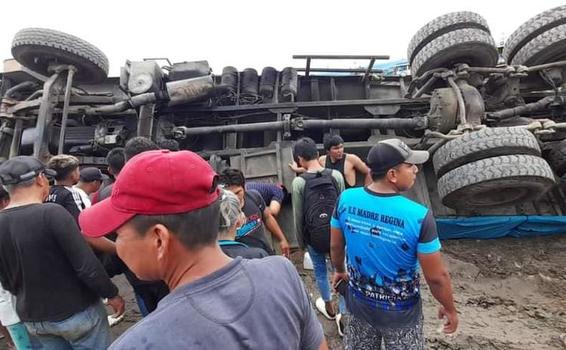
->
[307,245,346,314]
[25,301,111,350]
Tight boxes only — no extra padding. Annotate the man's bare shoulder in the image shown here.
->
[345,153,362,163]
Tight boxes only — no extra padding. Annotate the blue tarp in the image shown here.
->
[436,216,566,240]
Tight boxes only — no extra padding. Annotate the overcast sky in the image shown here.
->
[2,0,565,76]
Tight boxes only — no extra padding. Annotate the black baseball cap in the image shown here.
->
[0,156,57,185]
[367,139,429,175]
[80,167,105,182]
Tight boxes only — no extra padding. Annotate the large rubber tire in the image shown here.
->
[433,127,541,177]
[411,28,498,77]
[407,12,490,66]
[437,155,555,209]
[545,140,566,177]
[503,5,566,63]
[12,28,109,83]
[510,23,566,66]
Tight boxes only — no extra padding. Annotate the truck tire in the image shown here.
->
[12,28,109,83]
[545,140,566,177]
[437,154,555,209]
[411,28,498,78]
[503,5,566,63]
[407,12,490,66]
[433,127,541,177]
[510,23,566,66]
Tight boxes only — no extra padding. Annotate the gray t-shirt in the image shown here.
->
[110,256,324,350]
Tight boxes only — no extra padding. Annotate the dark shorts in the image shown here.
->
[344,314,424,350]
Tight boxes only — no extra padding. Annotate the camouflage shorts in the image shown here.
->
[344,314,424,350]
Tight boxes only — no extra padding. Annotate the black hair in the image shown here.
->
[124,137,160,161]
[158,139,180,152]
[0,186,9,200]
[293,137,318,162]
[106,148,126,174]
[219,168,245,187]
[370,171,387,181]
[128,199,220,249]
[370,163,404,181]
[323,134,344,151]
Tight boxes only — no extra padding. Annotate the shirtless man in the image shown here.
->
[290,135,371,188]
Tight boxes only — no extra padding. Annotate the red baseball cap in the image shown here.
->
[79,150,220,237]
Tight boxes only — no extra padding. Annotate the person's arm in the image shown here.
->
[330,196,348,285]
[263,208,290,258]
[62,190,82,222]
[268,201,281,217]
[419,252,457,333]
[349,154,372,185]
[318,339,329,350]
[417,210,458,334]
[291,177,305,250]
[288,161,306,174]
[268,185,285,217]
[330,227,348,285]
[47,206,125,316]
[84,236,116,254]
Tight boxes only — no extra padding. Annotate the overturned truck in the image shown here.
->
[2,6,566,243]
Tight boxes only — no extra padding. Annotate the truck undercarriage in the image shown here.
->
[3,7,566,237]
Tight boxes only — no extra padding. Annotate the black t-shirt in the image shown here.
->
[236,190,273,254]
[219,240,268,259]
[46,185,85,221]
[0,203,117,322]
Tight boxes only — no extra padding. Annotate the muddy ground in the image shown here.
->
[2,235,565,349]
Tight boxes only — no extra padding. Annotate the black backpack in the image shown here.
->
[301,169,339,254]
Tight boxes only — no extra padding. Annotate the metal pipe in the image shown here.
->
[466,66,515,74]
[130,93,157,107]
[296,68,383,73]
[487,96,554,120]
[25,90,43,101]
[173,117,426,138]
[58,67,76,154]
[9,119,23,158]
[447,77,467,125]
[299,117,426,130]
[411,75,438,98]
[173,121,287,138]
[5,81,38,99]
[293,54,390,60]
[527,60,566,72]
[137,104,155,138]
[33,72,61,161]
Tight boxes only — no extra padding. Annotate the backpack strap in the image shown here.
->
[322,168,340,193]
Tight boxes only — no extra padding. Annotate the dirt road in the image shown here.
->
[2,235,565,349]
[301,235,566,350]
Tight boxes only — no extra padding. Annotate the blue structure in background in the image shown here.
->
[437,216,566,240]
[374,59,409,76]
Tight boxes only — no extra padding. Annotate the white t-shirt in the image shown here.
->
[72,186,91,208]
[0,282,19,326]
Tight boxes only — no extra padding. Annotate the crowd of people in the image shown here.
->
[0,134,457,349]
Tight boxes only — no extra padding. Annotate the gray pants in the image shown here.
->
[344,314,424,350]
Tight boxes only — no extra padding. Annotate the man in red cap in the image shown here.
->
[79,150,328,349]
